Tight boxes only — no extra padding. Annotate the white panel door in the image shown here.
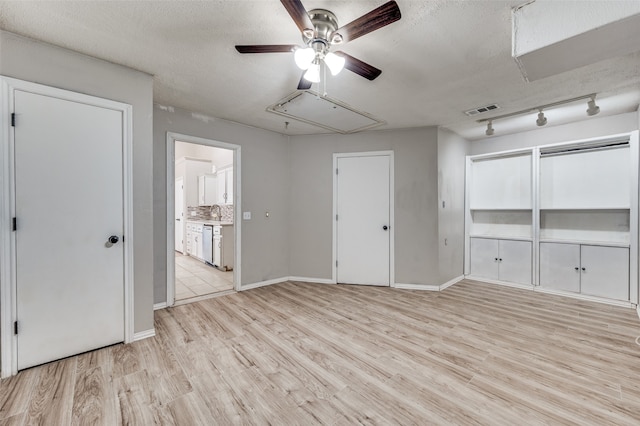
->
[539,243,580,293]
[498,240,532,285]
[336,155,390,286]
[469,238,499,280]
[14,90,124,370]
[175,177,184,253]
[580,245,629,301]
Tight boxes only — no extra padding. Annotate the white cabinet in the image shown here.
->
[198,174,217,206]
[470,238,532,285]
[186,222,204,261]
[215,166,233,205]
[540,243,629,301]
[213,225,234,271]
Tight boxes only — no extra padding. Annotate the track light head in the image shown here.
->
[485,121,494,136]
[536,110,547,127]
[587,96,600,116]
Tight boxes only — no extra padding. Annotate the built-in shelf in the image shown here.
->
[538,238,630,248]
[470,235,533,242]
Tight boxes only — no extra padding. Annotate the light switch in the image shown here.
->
[243,211,251,220]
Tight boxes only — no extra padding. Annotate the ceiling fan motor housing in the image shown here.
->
[304,9,340,49]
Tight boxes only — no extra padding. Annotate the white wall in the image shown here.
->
[175,142,233,170]
[288,127,442,286]
[470,112,638,155]
[0,31,154,333]
[437,128,470,283]
[154,105,290,303]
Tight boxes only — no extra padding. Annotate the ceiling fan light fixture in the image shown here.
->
[303,61,321,83]
[324,52,345,75]
[330,33,343,44]
[294,47,315,70]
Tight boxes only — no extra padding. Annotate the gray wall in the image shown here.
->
[0,31,154,333]
[153,105,290,303]
[470,112,638,155]
[437,128,470,283]
[288,127,442,286]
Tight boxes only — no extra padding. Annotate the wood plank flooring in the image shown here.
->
[2,279,640,425]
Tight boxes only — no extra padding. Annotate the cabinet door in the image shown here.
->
[580,246,629,301]
[470,238,499,280]
[498,240,531,285]
[539,243,580,292]
[225,168,234,204]
[198,175,205,206]
[216,171,226,204]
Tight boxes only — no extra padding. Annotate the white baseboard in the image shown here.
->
[465,275,534,291]
[439,275,464,291]
[394,283,440,291]
[534,286,635,308]
[636,305,640,320]
[133,328,156,341]
[240,276,289,291]
[153,302,167,311]
[288,276,336,284]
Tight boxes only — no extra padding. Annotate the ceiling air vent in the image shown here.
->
[464,104,500,117]
[267,90,385,134]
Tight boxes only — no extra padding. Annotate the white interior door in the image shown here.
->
[14,90,125,370]
[336,154,390,286]
[175,177,184,253]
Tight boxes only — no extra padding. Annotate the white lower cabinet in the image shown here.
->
[470,238,532,285]
[540,243,629,301]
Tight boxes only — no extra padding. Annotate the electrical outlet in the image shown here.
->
[243,211,251,220]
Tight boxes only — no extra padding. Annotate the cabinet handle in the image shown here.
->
[574,267,579,271]
[499,258,502,262]
[581,267,586,272]
[494,257,498,262]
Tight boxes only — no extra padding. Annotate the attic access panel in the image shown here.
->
[267,91,385,134]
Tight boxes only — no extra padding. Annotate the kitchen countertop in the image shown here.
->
[186,219,233,226]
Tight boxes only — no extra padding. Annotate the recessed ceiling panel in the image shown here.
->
[267,91,385,134]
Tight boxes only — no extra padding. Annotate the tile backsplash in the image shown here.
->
[187,204,234,222]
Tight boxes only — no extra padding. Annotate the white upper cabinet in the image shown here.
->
[469,153,532,210]
[198,174,217,206]
[215,166,233,205]
[539,145,630,209]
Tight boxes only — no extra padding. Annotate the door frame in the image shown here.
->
[332,151,395,286]
[165,132,241,307]
[175,176,184,253]
[0,76,135,378]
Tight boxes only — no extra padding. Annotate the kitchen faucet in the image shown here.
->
[210,204,222,220]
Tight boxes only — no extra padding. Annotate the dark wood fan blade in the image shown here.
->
[235,45,297,54]
[335,1,401,44]
[297,73,312,90]
[335,52,382,80]
[281,0,314,33]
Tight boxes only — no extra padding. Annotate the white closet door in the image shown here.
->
[14,90,125,370]
[539,243,580,293]
[469,238,499,280]
[336,155,390,286]
[580,245,629,301]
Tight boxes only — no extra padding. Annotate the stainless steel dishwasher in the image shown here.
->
[203,225,214,265]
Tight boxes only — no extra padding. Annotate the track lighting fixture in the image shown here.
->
[586,95,600,116]
[485,121,494,136]
[476,93,601,136]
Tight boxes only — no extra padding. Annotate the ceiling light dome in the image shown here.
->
[324,52,345,75]
[303,61,321,83]
[294,47,315,70]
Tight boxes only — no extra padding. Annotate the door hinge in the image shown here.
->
[11,113,16,127]
[12,217,17,231]
[14,321,18,335]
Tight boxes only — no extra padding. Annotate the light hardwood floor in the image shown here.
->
[1,279,640,425]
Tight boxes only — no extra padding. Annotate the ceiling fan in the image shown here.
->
[235,0,402,90]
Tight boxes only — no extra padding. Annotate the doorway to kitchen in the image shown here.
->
[166,133,240,306]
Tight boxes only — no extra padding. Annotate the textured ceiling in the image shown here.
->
[0,0,639,140]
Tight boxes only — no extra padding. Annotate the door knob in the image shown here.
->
[108,235,119,244]
[383,225,388,231]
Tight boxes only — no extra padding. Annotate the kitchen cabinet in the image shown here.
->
[216,166,233,205]
[214,225,234,271]
[186,221,204,261]
[469,237,532,285]
[540,242,629,301]
[198,174,217,206]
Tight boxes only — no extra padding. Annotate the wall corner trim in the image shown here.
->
[439,275,465,291]
[133,328,156,342]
